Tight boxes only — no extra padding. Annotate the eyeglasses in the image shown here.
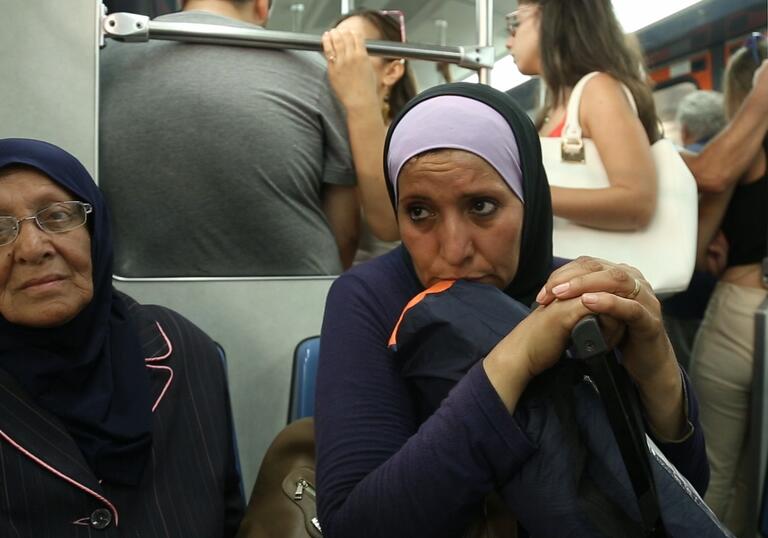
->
[0,201,93,247]
[380,9,406,43]
[505,6,537,36]
[745,32,765,65]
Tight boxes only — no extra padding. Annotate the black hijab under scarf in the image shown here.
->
[383,82,553,306]
[0,139,152,486]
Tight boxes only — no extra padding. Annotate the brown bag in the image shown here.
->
[236,418,322,538]
[237,417,516,538]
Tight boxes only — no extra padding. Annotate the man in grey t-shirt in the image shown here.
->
[100,0,358,277]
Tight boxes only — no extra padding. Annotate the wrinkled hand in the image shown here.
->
[321,28,380,113]
[535,257,677,390]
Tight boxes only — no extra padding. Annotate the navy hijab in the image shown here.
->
[0,139,152,486]
[383,82,553,306]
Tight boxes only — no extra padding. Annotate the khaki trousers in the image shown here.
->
[690,281,766,537]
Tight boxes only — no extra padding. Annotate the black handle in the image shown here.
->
[570,315,667,537]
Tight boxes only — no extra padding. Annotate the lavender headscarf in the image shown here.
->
[385,95,524,204]
[382,82,553,306]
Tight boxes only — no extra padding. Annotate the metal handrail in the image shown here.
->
[748,295,768,535]
[101,12,495,71]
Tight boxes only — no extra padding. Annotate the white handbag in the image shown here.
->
[540,72,698,295]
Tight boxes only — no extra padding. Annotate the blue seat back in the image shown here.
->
[215,343,246,501]
[289,336,321,422]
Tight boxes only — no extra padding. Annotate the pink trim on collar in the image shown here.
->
[0,428,119,526]
[146,364,174,413]
[144,322,173,362]
[143,321,174,411]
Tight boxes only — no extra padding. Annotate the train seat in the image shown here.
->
[113,276,335,498]
[289,336,321,422]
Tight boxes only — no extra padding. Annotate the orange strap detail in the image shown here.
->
[388,280,456,348]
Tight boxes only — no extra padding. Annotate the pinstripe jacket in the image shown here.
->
[0,295,245,537]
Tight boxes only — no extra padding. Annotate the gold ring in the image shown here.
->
[627,278,641,299]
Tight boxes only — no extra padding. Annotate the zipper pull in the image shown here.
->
[293,480,306,500]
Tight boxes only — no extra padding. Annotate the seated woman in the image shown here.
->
[0,139,244,536]
[315,83,707,537]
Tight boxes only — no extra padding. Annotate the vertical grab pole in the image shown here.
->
[290,4,305,33]
[476,0,493,85]
[748,295,768,535]
[341,0,354,15]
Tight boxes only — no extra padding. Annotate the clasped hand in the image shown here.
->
[484,257,686,439]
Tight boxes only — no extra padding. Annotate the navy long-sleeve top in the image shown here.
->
[315,246,708,538]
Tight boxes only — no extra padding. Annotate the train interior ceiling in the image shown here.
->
[2,0,768,513]
[107,0,768,143]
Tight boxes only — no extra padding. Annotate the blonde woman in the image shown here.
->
[690,36,768,535]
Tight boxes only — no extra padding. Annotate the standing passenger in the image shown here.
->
[676,90,726,153]
[662,90,726,370]
[322,9,418,262]
[100,0,359,277]
[689,39,768,536]
[506,0,660,231]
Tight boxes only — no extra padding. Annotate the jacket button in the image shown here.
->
[90,508,112,530]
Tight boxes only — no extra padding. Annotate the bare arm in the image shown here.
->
[696,146,766,269]
[550,74,657,231]
[696,190,734,269]
[686,60,768,193]
[323,184,360,270]
[322,29,400,241]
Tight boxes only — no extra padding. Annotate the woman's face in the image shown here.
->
[397,149,524,290]
[0,168,93,327]
[505,3,542,75]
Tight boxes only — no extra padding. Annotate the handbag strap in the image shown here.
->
[570,316,668,537]
[561,72,638,162]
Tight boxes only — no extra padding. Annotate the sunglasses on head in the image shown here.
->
[505,5,537,36]
[380,9,406,43]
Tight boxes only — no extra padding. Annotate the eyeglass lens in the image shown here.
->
[0,202,91,246]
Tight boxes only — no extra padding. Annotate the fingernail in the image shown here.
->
[535,286,546,303]
[552,282,570,296]
[582,293,599,305]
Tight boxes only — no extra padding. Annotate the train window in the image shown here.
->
[652,81,697,145]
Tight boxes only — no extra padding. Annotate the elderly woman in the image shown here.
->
[0,139,243,536]
[314,84,708,537]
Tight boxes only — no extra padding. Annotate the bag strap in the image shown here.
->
[561,72,638,162]
[570,316,668,537]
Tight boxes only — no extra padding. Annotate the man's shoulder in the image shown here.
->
[152,11,326,72]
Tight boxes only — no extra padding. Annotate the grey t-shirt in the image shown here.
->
[100,11,355,277]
